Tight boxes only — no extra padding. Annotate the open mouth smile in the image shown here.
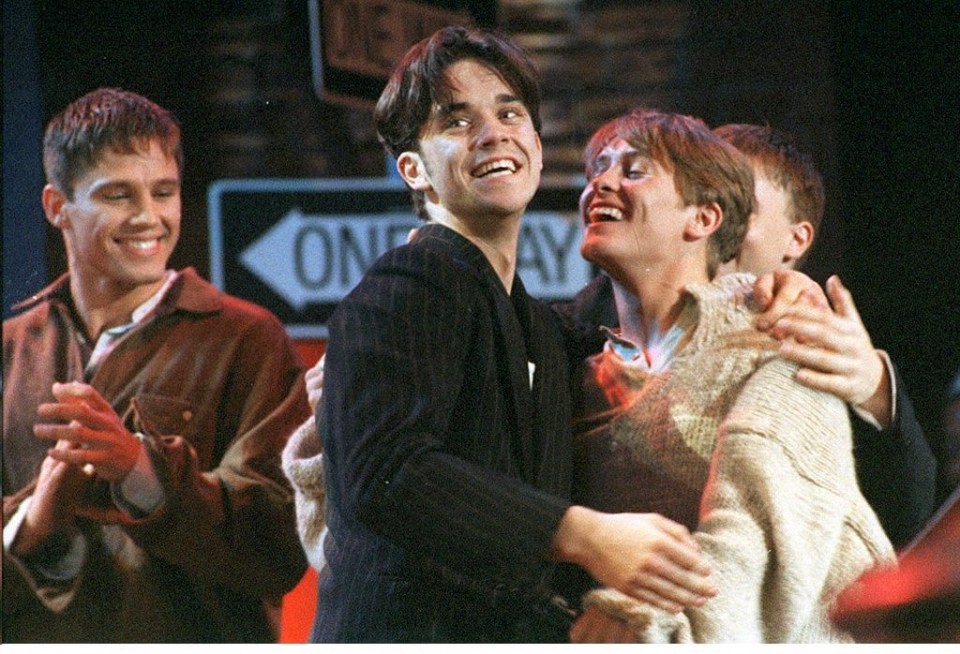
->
[115,235,165,254]
[585,205,625,224]
[472,158,519,178]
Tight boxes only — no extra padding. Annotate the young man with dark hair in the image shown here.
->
[309,27,716,643]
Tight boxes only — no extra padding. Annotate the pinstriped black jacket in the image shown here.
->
[316,223,574,642]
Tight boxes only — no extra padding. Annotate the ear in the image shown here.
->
[396,151,432,192]
[42,184,70,230]
[684,202,724,241]
[783,220,815,266]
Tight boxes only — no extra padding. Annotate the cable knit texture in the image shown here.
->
[281,416,327,572]
[572,273,896,643]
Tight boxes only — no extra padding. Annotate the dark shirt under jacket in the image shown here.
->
[317,223,574,643]
[553,273,938,549]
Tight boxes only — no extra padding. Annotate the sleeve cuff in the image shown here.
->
[851,350,897,431]
[581,587,690,643]
[112,433,166,516]
[3,496,87,582]
[3,495,33,551]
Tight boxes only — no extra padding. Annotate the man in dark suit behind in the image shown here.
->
[312,26,717,643]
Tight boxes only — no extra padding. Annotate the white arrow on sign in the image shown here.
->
[239,208,592,310]
[239,208,418,310]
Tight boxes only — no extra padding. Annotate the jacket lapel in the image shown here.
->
[415,225,537,479]
[492,274,536,477]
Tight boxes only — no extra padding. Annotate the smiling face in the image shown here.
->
[579,137,702,283]
[45,139,181,299]
[396,59,543,231]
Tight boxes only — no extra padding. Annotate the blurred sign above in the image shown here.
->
[308,0,496,108]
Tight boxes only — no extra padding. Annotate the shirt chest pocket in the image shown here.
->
[123,392,199,441]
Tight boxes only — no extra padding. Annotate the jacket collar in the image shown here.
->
[411,223,530,299]
[10,267,222,318]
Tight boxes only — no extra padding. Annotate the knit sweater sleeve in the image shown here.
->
[584,356,893,642]
[281,414,327,572]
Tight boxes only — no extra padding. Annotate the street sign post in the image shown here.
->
[208,177,591,338]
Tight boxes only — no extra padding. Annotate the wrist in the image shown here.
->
[551,505,598,565]
[855,354,893,429]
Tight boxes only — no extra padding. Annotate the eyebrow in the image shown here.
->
[588,148,656,178]
[90,177,181,192]
[437,93,524,117]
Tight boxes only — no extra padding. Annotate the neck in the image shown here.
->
[430,207,522,293]
[69,273,166,341]
[609,258,710,345]
[714,258,736,278]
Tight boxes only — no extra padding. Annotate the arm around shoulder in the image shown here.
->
[852,356,938,548]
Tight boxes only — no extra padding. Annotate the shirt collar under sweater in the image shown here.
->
[597,272,760,372]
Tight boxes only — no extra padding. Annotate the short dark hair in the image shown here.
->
[374,26,542,219]
[584,108,755,277]
[713,123,825,267]
[43,88,182,199]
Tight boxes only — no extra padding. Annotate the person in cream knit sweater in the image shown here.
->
[567,108,895,643]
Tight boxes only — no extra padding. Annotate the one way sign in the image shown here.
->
[208,177,592,338]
